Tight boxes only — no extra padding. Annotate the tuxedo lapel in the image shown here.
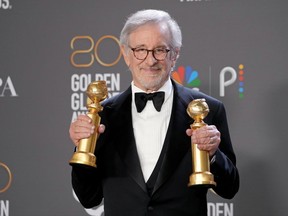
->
[105,88,147,193]
[152,81,195,195]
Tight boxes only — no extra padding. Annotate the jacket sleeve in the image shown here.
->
[72,165,103,208]
[210,101,240,199]
[71,100,112,208]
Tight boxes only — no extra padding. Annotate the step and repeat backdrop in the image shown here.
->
[1,0,288,215]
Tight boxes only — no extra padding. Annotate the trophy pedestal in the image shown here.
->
[69,152,96,168]
[188,171,216,187]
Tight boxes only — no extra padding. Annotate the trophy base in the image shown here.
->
[188,171,216,187]
[69,152,96,168]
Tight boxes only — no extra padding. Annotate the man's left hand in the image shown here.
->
[186,125,221,156]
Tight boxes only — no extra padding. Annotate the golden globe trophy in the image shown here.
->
[187,99,216,187]
[69,81,108,168]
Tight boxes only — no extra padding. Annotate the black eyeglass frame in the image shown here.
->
[130,47,171,61]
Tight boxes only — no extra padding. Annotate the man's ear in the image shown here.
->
[171,48,180,67]
[121,45,130,67]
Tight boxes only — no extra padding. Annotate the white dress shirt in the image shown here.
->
[131,79,174,182]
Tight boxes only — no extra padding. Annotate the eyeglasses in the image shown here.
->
[130,47,170,61]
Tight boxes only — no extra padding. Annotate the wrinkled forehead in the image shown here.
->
[128,22,171,46]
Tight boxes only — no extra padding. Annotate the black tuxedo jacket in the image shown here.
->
[72,80,239,216]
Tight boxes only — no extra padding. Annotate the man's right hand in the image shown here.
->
[69,114,105,147]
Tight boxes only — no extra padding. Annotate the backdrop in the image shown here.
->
[1,0,288,216]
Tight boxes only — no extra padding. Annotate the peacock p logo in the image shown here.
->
[172,66,201,90]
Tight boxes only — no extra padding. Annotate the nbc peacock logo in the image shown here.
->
[172,66,201,91]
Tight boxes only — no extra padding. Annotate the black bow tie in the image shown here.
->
[135,92,165,113]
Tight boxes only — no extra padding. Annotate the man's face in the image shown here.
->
[121,23,178,92]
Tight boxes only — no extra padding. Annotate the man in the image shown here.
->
[69,9,239,216]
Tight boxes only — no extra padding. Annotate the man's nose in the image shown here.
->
[145,50,157,64]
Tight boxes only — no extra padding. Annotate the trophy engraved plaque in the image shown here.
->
[69,81,108,168]
[187,98,216,187]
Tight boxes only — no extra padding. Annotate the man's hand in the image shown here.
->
[69,114,105,146]
[186,125,220,156]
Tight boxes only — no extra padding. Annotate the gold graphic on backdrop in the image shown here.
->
[0,162,12,193]
[69,81,108,168]
[187,99,216,187]
[70,35,122,68]
[94,35,122,67]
